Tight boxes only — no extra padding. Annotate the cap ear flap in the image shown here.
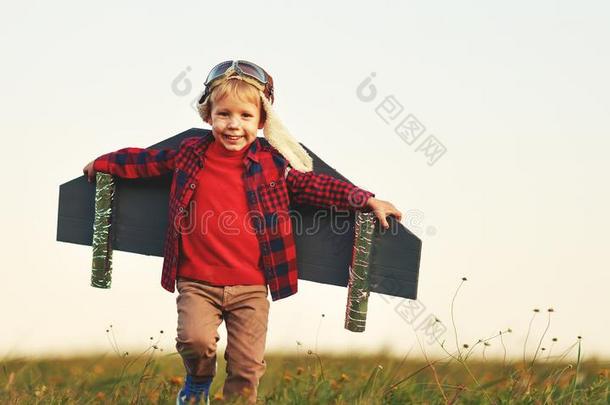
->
[258,101,267,129]
[260,91,313,173]
[197,93,210,123]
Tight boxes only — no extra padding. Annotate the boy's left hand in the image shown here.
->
[365,197,403,230]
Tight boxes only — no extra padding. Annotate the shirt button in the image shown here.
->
[178,207,184,212]
[269,181,276,188]
[189,183,196,189]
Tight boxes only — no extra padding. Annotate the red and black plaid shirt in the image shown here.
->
[93,134,374,301]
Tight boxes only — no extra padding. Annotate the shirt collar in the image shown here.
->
[243,137,261,164]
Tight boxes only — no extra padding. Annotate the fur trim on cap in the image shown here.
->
[196,77,313,173]
[258,90,313,173]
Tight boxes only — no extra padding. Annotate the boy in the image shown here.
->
[83,60,402,404]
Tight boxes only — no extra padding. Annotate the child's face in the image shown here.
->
[206,93,264,152]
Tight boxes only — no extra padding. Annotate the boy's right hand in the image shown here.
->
[83,160,96,183]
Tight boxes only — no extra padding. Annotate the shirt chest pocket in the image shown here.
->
[257,178,290,213]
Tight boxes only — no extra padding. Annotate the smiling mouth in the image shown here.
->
[223,134,243,141]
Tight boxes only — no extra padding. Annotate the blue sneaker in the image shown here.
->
[176,375,212,405]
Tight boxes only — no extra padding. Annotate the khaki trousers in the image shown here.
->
[175,277,270,403]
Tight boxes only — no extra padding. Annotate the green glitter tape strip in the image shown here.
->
[91,172,115,289]
[344,211,376,332]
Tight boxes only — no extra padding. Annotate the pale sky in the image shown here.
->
[1,1,609,361]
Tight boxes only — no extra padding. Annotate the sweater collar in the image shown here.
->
[192,133,261,166]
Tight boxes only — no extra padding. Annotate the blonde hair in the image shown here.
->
[197,78,266,124]
[196,74,314,172]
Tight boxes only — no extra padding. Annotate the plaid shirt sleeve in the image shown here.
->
[93,146,179,179]
[284,167,375,211]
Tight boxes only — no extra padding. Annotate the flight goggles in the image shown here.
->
[198,60,274,104]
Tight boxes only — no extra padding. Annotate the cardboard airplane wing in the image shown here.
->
[57,128,420,299]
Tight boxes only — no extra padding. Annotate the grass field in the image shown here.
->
[1,346,608,404]
[3,281,608,404]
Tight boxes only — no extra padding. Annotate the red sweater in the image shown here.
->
[178,139,265,285]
